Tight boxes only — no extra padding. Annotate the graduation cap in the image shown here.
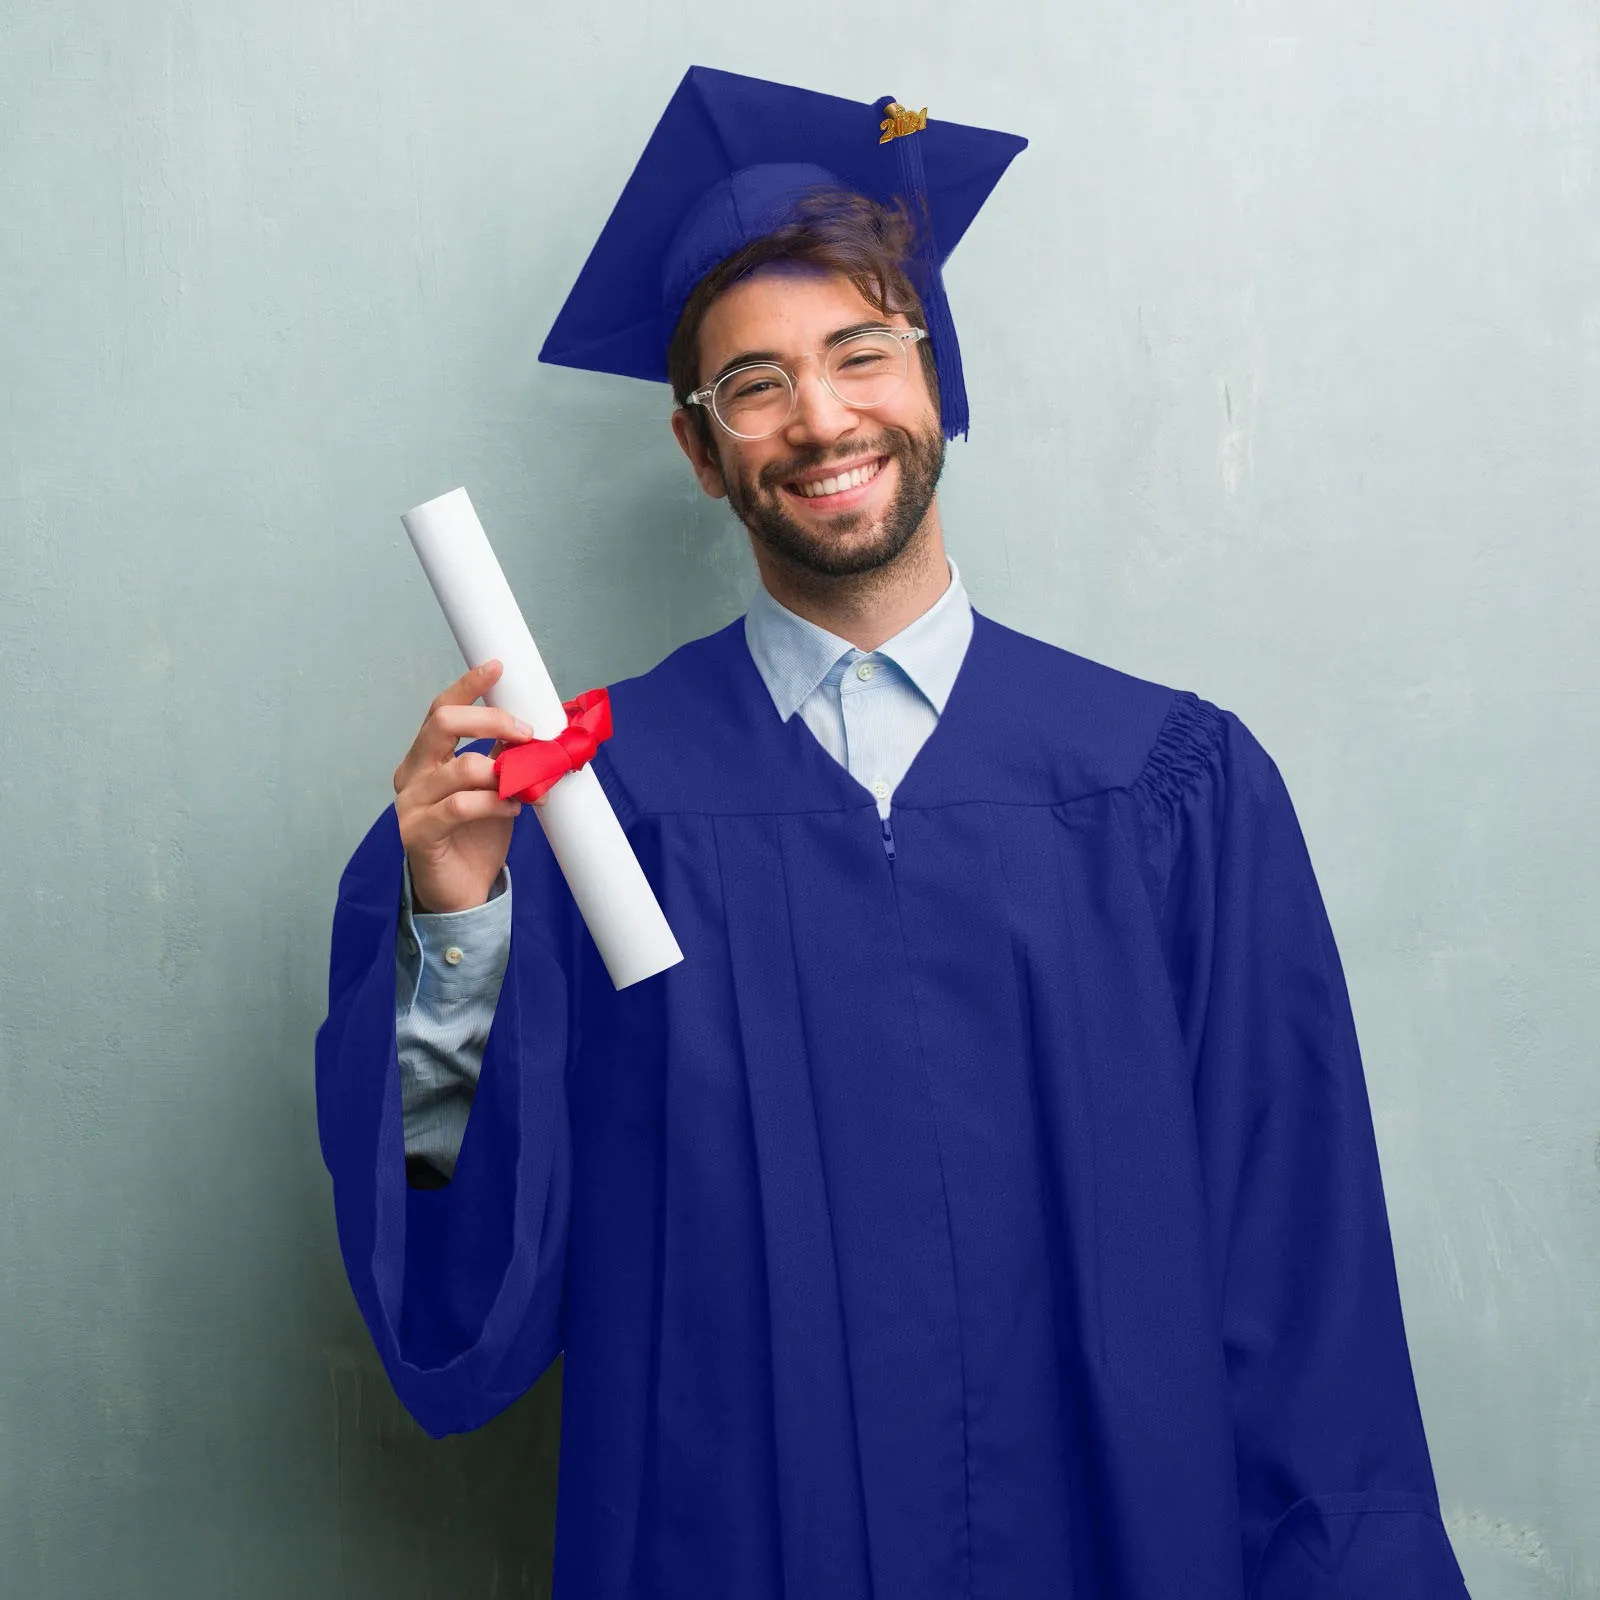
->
[537,65,1028,442]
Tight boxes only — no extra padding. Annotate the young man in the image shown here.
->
[317,66,1470,1599]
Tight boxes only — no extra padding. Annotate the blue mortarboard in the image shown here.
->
[538,65,1028,442]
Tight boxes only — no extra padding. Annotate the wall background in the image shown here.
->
[1,1,1595,1594]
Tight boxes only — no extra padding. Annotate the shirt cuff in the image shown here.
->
[397,859,513,1010]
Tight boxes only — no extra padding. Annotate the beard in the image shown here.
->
[717,414,947,580]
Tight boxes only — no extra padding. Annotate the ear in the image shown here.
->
[671,407,728,500]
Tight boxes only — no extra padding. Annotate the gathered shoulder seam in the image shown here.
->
[1129,688,1227,829]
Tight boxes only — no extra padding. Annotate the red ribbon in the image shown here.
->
[491,686,613,802]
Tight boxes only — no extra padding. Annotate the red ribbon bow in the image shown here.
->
[491,686,613,803]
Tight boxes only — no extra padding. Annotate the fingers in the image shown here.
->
[425,660,503,756]
[396,661,533,797]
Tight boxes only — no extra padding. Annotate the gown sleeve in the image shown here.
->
[314,741,573,1439]
[1135,693,1470,1598]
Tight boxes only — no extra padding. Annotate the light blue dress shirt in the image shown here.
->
[395,554,975,1179]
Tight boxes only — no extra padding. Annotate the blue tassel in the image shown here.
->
[876,96,970,443]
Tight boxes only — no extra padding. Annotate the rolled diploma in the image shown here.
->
[399,486,685,991]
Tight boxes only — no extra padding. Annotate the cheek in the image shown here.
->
[731,452,776,495]
[710,444,745,492]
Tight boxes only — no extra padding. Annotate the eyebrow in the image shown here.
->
[707,321,895,387]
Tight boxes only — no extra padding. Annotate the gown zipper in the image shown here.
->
[881,814,896,863]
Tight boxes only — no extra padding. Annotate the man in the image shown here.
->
[316,65,1470,1598]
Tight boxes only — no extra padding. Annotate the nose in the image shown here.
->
[783,357,863,443]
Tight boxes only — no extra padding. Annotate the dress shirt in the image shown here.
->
[396,553,975,1179]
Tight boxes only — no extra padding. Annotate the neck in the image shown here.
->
[752,510,950,654]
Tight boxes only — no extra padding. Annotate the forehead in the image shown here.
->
[698,264,906,363]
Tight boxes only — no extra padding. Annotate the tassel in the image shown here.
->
[876,96,970,442]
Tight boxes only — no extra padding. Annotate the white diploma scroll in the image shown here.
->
[400,486,685,991]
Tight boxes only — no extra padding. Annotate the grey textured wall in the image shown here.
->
[1,1,1595,1595]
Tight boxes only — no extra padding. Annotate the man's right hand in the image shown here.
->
[394,660,548,915]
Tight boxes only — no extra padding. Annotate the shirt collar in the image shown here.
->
[743,552,973,723]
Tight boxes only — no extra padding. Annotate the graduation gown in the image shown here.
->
[316,608,1469,1598]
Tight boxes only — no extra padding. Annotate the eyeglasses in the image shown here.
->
[685,327,929,441]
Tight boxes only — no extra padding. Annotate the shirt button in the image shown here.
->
[406,937,419,955]
[872,779,890,799]
[855,661,875,680]
[444,946,464,965]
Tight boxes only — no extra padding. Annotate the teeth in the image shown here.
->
[790,458,883,499]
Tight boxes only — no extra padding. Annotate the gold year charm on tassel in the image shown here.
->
[879,102,928,143]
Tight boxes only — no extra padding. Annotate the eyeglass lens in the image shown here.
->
[713,331,908,439]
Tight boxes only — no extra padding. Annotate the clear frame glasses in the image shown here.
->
[686,327,929,441]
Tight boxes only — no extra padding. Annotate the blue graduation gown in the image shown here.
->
[316,609,1469,1598]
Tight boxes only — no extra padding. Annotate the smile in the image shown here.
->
[780,456,888,507]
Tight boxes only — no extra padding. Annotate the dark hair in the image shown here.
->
[666,184,941,461]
